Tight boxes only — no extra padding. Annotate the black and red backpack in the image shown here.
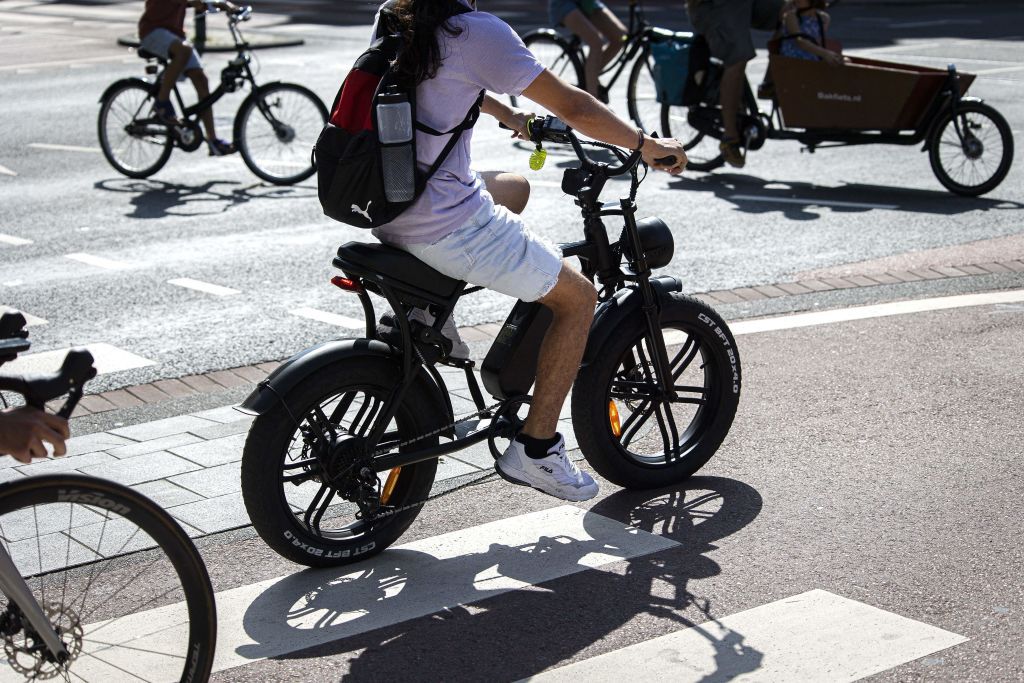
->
[315,1,484,228]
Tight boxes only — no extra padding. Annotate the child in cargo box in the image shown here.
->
[779,0,843,65]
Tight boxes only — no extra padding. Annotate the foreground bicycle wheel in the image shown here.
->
[235,82,327,185]
[0,474,215,682]
[572,294,741,489]
[241,357,440,568]
[97,80,173,178]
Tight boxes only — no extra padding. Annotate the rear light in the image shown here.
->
[331,276,363,293]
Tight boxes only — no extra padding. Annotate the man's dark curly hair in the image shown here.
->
[387,0,469,86]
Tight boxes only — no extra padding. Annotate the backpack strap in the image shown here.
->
[415,89,485,194]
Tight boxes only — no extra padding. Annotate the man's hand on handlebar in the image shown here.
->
[0,406,70,464]
[641,135,687,175]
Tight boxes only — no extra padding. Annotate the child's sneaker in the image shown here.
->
[495,434,598,502]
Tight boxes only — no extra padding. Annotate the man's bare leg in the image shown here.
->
[157,40,194,103]
[563,10,608,97]
[721,61,747,142]
[522,262,598,439]
[479,171,530,215]
[186,69,219,140]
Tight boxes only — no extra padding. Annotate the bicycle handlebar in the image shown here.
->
[525,116,653,177]
[0,349,96,415]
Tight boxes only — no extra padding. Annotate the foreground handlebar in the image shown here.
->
[0,349,97,415]
[526,116,644,177]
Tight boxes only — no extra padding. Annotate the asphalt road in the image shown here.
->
[1,2,1023,680]
[1,0,1022,393]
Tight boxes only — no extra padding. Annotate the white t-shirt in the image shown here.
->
[370,1,544,245]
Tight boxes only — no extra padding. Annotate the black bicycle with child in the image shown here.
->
[98,5,328,185]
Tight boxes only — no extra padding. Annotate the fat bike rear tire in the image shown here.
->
[241,357,440,568]
[572,294,741,489]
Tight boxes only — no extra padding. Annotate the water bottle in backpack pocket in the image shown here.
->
[375,86,416,203]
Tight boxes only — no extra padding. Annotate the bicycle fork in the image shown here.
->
[0,548,68,664]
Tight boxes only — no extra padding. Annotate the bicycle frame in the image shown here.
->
[0,547,68,663]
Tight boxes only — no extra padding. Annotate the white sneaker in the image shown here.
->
[496,434,599,501]
[409,308,470,360]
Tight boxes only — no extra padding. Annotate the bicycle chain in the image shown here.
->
[365,399,508,520]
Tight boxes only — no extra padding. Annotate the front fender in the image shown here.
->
[581,276,683,368]
[239,339,453,430]
[99,77,152,103]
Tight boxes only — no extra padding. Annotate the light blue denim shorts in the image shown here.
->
[139,28,202,72]
[402,203,563,303]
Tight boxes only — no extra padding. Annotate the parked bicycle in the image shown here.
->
[0,311,216,682]
[511,0,679,133]
[238,116,742,568]
[98,5,327,185]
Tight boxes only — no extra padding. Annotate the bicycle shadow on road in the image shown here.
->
[668,172,1024,222]
[93,178,317,219]
[237,476,764,681]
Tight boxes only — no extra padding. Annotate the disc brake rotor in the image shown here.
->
[3,602,83,680]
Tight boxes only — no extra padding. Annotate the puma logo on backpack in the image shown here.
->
[314,1,483,229]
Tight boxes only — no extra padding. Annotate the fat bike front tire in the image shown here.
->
[572,294,741,489]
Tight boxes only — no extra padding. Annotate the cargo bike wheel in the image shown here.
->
[660,103,725,172]
[571,294,741,489]
[928,100,1013,197]
[240,357,440,568]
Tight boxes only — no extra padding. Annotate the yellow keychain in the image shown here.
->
[525,115,546,171]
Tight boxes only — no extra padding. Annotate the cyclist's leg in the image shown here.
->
[158,39,194,102]
[562,9,607,97]
[523,263,596,439]
[185,68,219,139]
[588,6,628,71]
[479,171,530,215]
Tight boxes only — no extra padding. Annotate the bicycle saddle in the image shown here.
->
[334,242,463,299]
[137,47,167,63]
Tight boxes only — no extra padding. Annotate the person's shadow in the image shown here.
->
[94,178,316,219]
[236,476,764,681]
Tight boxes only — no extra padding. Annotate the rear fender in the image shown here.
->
[239,339,454,430]
[99,77,153,103]
[581,276,683,368]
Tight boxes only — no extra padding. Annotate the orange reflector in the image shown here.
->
[380,467,401,504]
[331,275,363,293]
[608,400,622,437]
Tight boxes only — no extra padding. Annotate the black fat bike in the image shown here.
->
[238,117,742,568]
[97,6,327,185]
[0,311,216,682]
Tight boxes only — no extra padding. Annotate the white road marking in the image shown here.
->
[974,65,1024,76]
[0,53,133,73]
[0,307,45,327]
[890,19,982,29]
[0,234,32,246]
[167,278,240,297]
[730,194,898,210]
[65,252,132,270]
[290,307,365,329]
[27,142,101,154]
[67,506,677,678]
[664,289,1024,345]
[2,343,155,376]
[0,163,16,177]
[529,589,967,682]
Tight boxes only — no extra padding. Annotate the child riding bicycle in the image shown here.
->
[138,0,238,155]
[549,0,628,102]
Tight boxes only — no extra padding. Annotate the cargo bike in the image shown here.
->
[655,35,1014,196]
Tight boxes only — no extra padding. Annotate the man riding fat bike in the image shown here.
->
[365,0,687,502]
